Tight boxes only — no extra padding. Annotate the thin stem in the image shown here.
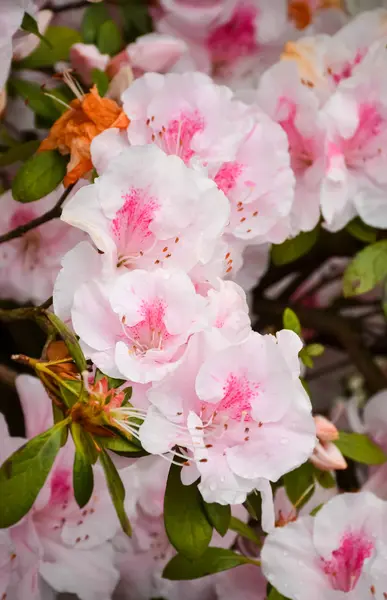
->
[0,185,74,245]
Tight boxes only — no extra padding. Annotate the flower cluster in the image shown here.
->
[1,1,387,599]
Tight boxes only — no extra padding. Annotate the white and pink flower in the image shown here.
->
[262,491,387,600]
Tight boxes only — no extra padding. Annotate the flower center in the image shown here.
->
[320,531,374,592]
[112,188,160,267]
[50,468,72,505]
[147,111,205,164]
[278,100,315,174]
[342,103,384,170]
[203,373,259,425]
[122,298,171,356]
[207,3,258,67]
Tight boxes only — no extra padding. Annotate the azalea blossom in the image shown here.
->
[256,60,325,234]
[0,188,83,305]
[261,491,387,600]
[0,375,138,600]
[135,329,316,511]
[71,268,206,383]
[62,144,230,276]
[311,415,347,471]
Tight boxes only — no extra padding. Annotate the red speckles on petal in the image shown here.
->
[155,111,205,164]
[112,188,160,265]
[321,531,374,592]
[215,373,259,421]
[214,161,244,194]
[207,3,258,67]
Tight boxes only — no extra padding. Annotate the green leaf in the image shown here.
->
[0,140,40,168]
[335,432,386,465]
[97,20,123,56]
[310,503,324,516]
[10,79,62,121]
[94,369,125,389]
[267,588,290,600]
[12,151,67,203]
[299,348,314,369]
[271,228,319,266]
[229,516,261,545]
[73,449,94,508]
[21,12,52,48]
[99,448,132,536]
[313,468,336,489]
[44,312,87,373]
[59,380,85,408]
[203,502,231,537]
[346,217,377,244]
[383,281,387,321]
[283,308,301,335]
[71,423,99,465]
[82,3,109,44]
[19,26,81,69]
[92,68,109,97]
[121,1,152,43]
[164,463,213,559]
[0,420,68,528]
[284,462,315,508]
[163,548,254,580]
[244,491,262,521]
[306,343,325,357]
[97,434,146,455]
[343,240,387,297]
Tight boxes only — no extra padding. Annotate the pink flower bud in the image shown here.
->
[106,50,130,79]
[127,33,188,74]
[311,441,347,471]
[314,415,339,442]
[70,43,109,86]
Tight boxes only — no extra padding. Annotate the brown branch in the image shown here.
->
[253,297,387,395]
[0,364,17,388]
[0,185,74,245]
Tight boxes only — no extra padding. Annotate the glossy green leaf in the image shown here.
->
[313,468,336,489]
[335,432,386,465]
[81,3,109,44]
[12,151,67,203]
[229,516,261,545]
[284,462,315,508]
[92,68,109,97]
[19,26,81,68]
[99,449,132,536]
[203,502,231,537]
[271,228,319,266]
[97,434,146,455]
[299,348,314,368]
[346,218,377,244]
[163,548,255,580]
[59,380,85,408]
[283,308,301,336]
[121,1,152,43]
[0,420,68,527]
[44,312,87,373]
[20,12,52,48]
[0,140,40,168]
[306,343,324,357]
[267,588,290,600]
[164,463,213,559]
[343,241,387,297]
[71,423,99,465]
[73,449,94,508]
[97,20,122,56]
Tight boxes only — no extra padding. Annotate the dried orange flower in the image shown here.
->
[39,79,129,187]
[288,0,344,30]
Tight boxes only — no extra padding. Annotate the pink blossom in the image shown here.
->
[320,40,387,230]
[0,0,31,88]
[13,9,53,61]
[156,0,288,82]
[70,43,110,86]
[311,415,347,471]
[257,60,325,234]
[72,268,206,383]
[214,563,267,600]
[0,375,137,600]
[138,329,315,509]
[121,72,253,168]
[126,33,190,75]
[273,482,337,527]
[262,491,387,600]
[62,145,230,276]
[0,189,84,305]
